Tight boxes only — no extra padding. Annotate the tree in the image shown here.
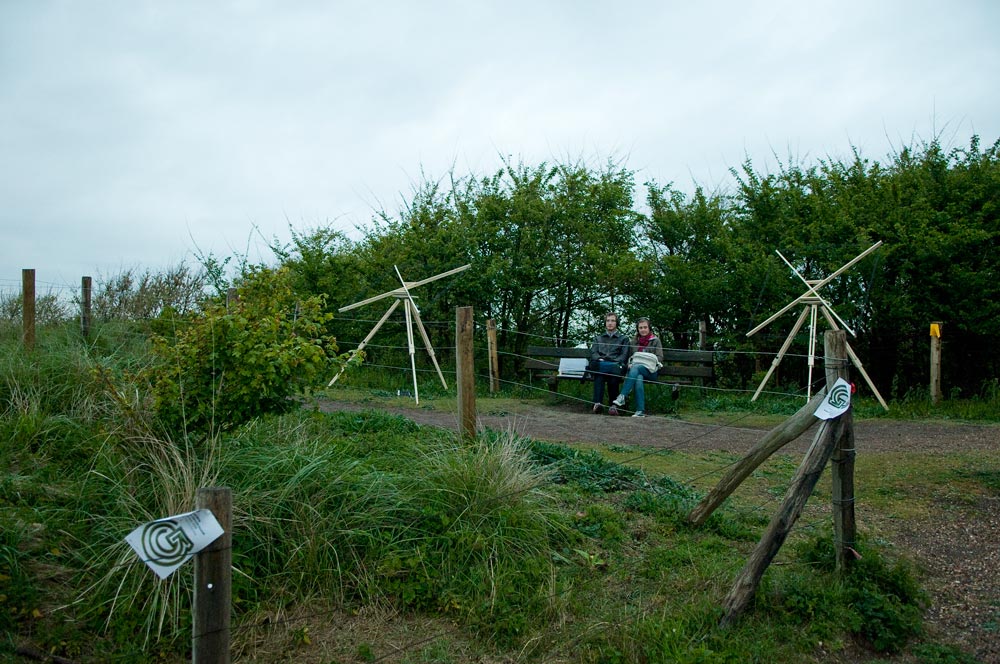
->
[865,137,1000,397]
[344,159,638,374]
[634,182,737,347]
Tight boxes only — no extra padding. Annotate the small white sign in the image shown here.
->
[814,378,853,420]
[125,509,224,580]
[558,357,588,377]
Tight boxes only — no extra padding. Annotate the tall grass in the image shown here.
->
[64,412,567,655]
[2,324,570,658]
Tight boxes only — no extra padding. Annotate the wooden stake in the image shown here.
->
[194,487,232,664]
[456,306,476,439]
[720,414,848,626]
[825,330,856,572]
[81,276,92,339]
[930,321,943,405]
[831,411,856,572]
[22,269,35,350]
[487,318,500,393]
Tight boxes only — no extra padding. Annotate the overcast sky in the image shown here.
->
[2,1,998,295]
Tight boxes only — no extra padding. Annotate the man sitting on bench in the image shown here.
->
[588,311,629,413]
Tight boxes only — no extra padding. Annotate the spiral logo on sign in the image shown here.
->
[140,520,194,565]
[828,383,851,409]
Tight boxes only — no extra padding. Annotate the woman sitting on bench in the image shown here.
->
[610,317,664,417]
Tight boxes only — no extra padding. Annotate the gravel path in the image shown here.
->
[317,398,998,454]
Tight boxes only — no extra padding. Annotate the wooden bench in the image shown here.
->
[525,345,715,395]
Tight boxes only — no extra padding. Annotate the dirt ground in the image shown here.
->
[316,397,1000,663]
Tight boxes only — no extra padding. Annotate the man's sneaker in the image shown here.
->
[611,395,625,407]
[631,411,645,418]
[608,406,619,416]
[592,403,601,414]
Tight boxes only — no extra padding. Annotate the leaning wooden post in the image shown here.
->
[721,415,848,626]
[688,388,826,526]
[929,321,942,405]
[456,306,476,439]
[194,487,232,664]
[486,318,500,393]
[720,330,850,627]
[22,269,35,351]
[827,330,856,573]
[81,276,93,339]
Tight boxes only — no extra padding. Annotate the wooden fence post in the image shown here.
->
[832,416,856,573]
[456,306,476,439]
[486,318,500,393]
[22,269,35,350]
[81,276,93,339]
[826,330,856,573]
[720,330,851,626]
[194,487,232,664]
[929,321,942,405]
[720,415,849,626]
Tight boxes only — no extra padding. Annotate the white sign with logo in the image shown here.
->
[125,509,224,580]
[814,377,853,420]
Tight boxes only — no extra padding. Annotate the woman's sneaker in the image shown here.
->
[611,395,625,407]
[631,411,645,418]
[608,406,619,416]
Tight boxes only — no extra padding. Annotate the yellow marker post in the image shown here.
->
[930,321,942,403]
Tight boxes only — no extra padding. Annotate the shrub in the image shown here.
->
[792,534,926,653]
[146,266,343,434]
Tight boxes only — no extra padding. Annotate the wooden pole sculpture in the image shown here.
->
[747,241,888,410]
[328,264,471,404]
